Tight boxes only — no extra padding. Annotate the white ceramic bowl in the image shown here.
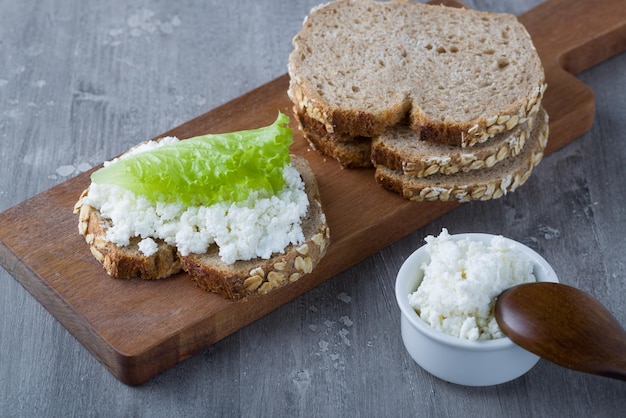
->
[395,232,559,386]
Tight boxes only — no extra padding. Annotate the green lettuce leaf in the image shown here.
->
[91,112,293,206]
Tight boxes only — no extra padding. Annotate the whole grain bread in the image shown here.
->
[181,156,330,300]
[288,0,546,147]
[74,156,330,299]
[372,109,545,177]
[294,109,373,168]
[75,191,182,280]
[375,110,549,202]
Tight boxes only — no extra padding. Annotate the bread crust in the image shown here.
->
[372,109,545,178]
[374,110,549,202]
[294,109,373,168]
[289,80,408,138]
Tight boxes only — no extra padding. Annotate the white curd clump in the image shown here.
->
[83,137,309,264]
[408,229,535,341]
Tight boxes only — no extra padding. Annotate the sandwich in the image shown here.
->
[74,113,330,300]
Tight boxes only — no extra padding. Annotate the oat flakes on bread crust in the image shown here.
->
[74,191,182,280]
[372,108,545,178]
[375,110,549,202]
[181,156,330,300]
[288,0,546,147]
[294,106,542,173]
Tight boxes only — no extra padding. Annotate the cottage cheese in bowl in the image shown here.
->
[395,229,559,386]
[409,228,536,341]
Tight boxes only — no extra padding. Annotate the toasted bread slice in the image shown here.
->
[375,110,549,202]
[180,156,330,300]
[288,0,546,146]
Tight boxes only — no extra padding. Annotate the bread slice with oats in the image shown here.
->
[74,156,330,300]
[374,109,549,202]
[288,0,546,147]
[295,105,544,173]
[75,192,182,280]
[372,109,545,178]
[294,109,373,168]
[180,156,330,300]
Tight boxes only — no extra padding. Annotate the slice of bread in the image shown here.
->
[294,109,373,168]
[374,110,549,202]
[75,191,182,280]
[372,108,545,178]
[181,156,330,300]
[74,156,330,299]
[288,0,546,147]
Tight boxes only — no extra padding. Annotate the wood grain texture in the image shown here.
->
[1,0,625,415]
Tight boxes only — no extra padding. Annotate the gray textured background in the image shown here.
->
[1,0,625,416]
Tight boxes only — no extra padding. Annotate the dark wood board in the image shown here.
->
[0,0,624,386]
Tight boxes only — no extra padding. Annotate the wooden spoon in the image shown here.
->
[495,282,626,381]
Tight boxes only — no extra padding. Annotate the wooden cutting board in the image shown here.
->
[1,0,624,386]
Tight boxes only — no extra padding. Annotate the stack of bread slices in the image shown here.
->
[288,0,548,202]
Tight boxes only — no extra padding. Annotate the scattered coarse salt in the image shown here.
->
[408,228,536,341]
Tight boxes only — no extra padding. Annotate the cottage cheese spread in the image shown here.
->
[83,138,309,264]
[408,229,535,340]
